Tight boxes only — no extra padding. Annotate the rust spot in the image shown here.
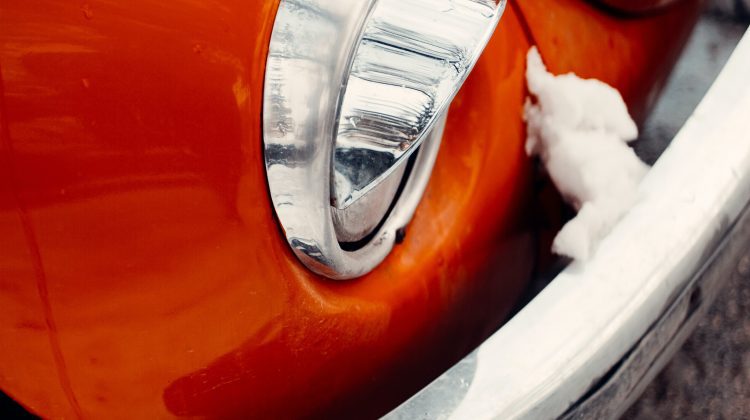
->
[395,227,407,244]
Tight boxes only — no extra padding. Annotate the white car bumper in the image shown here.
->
[386,27,750,420]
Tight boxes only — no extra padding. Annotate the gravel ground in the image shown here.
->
[624,12,750,420]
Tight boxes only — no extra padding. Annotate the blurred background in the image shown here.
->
[624,2,749,418]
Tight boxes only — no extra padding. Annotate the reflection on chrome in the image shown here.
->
[333,0,504,209]
[263,0,505,279]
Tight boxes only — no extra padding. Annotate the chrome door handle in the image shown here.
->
[263,0,505,278]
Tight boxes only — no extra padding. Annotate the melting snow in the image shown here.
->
[524,47,649,260]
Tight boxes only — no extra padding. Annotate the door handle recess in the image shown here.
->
[263,0,505,279]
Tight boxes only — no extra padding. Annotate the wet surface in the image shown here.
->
[625,12,750,420]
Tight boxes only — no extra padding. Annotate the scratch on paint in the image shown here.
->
[0,63,84,418]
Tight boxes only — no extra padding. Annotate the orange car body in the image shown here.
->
[0,0,700,417]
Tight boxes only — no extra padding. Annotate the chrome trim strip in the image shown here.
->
[332,0,505,209]
[386,28,750,419]
[563,199,750,419]
[263,0,505,279]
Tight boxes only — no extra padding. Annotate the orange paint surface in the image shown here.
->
[514,0,702,123]
[0,0,699,418]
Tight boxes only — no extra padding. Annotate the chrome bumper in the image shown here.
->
[386,27,750,420]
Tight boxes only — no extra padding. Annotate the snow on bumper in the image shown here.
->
[386,27,750,420]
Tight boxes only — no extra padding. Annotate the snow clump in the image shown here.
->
[524,46,649,260]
